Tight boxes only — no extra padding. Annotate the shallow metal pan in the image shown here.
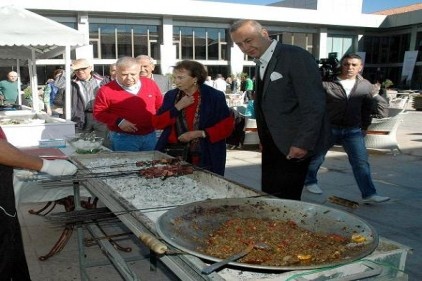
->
[156,198,379,271]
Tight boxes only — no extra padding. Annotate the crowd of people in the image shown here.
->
[1,19,396,280]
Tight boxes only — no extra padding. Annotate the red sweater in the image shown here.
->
[94,78,163,135]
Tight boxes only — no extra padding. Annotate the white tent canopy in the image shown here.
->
[0,5,87,119]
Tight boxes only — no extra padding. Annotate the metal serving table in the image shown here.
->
[67,151,410,281]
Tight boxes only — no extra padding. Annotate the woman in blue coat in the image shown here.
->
[153,60,234,176]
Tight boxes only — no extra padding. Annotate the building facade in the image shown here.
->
[5,0,422,89]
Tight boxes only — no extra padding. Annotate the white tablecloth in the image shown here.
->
[14,177,92,206]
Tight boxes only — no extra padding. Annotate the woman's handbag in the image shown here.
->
[164,143,189,161]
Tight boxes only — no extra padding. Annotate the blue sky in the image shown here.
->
[201,0,422,13]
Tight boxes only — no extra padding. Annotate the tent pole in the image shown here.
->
[29,49,39,112]
[16,59,22,105]
[65,45,71,120]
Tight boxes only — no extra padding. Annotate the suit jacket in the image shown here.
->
[153,74,172,94]
[255,42,330,156]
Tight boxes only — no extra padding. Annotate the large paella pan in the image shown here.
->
[156,198,378,271]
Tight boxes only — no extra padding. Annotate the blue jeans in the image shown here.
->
[304,127,377,198]
[109,131,156,152]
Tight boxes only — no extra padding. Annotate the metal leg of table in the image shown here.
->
[74,181,139,280]
[73,181,90,281]
[85,223,141,281]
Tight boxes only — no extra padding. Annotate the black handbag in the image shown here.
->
[164,144,189,160]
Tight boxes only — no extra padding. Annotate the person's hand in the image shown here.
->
[178,130,203,143]
[118,119,138,133]
[40,159,77,176]
[175,95,194,111]
[286,146,308,161]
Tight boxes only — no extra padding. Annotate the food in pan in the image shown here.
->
[199,218,370,266]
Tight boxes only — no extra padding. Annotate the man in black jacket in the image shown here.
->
[304,53,390,203]
[230,19,330,200]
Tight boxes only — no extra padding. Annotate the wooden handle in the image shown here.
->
[139,233,168,254]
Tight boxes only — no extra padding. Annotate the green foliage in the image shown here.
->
[23,86,32,99]
[382,79,394,89]
[240,72,248,79]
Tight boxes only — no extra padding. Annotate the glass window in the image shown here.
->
[416,32,422,62]
[326,35,354,58]
[195,28,207,60]
[398,34,410,63]
[179,27,194,59]
[379,37,390,63]
[362,36,373,63]
[362,33,410,64]
[268,32,313,54]
[116,25,132,58]
[207,28,220,60]
[89,23,159,59]
[173,26,226,60]
[99,24,117,59]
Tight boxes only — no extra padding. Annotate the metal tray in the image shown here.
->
[156,197,379,271]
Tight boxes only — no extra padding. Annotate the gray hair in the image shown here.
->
[116,57,139,68]
[135,55,155,65]
[229,19,264,33]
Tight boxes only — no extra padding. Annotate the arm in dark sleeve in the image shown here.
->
[290,49,327,150]
[361,93,375,130]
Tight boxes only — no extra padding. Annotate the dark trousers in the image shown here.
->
[261,133,311,200]
[0,215,31,281]
[226,113,245,146]
[0,164,30,280]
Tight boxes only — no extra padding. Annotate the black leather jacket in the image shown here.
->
[323,76,374,130]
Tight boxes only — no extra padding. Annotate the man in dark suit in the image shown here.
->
[229,19,330,200]
[136,55,173,94]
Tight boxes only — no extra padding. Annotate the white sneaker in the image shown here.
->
[362,194,390,203]
[305,183,323,194]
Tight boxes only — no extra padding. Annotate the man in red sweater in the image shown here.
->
[94,57,163,151]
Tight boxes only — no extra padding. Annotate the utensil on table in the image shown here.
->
[201,242,268,275]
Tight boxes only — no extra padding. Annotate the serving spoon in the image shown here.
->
[201,242,269,275]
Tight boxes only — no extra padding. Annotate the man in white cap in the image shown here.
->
[59,58,109,147]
